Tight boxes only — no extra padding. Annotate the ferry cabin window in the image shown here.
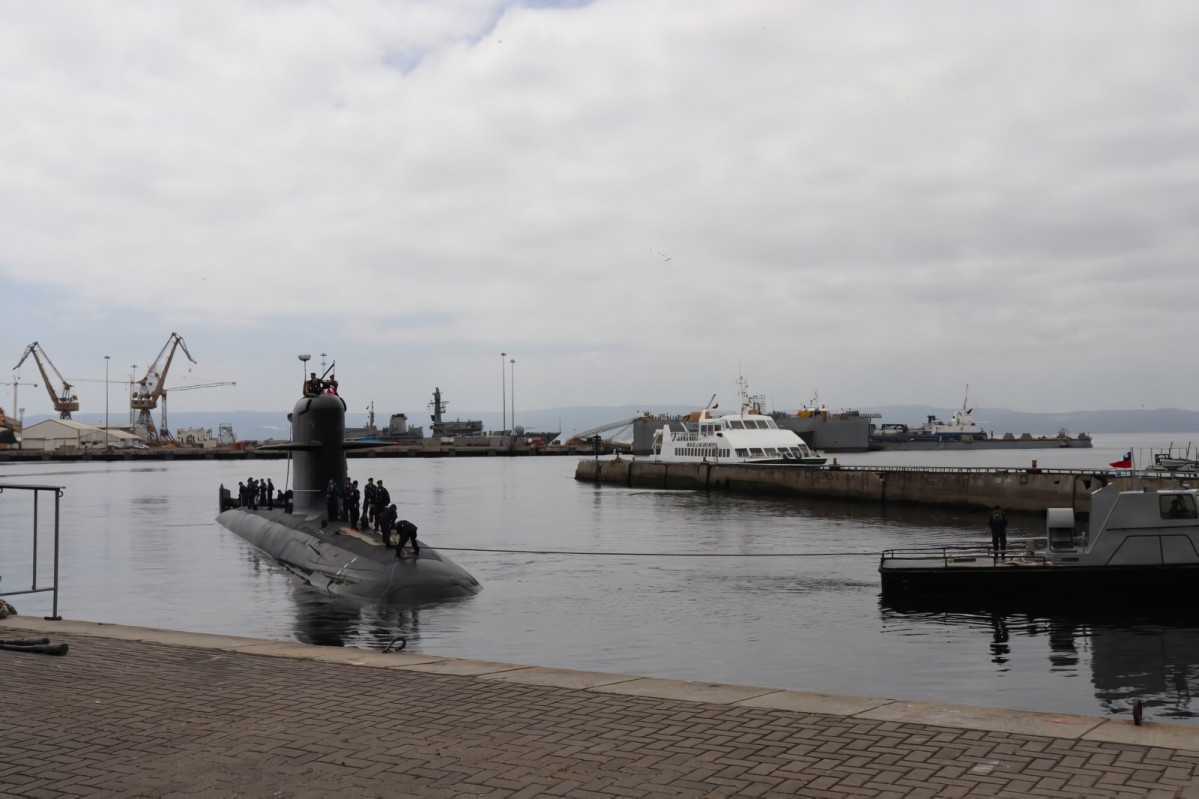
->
[1161,495,1198,519]
[750,448,765,457]
[736,448,748,456]
[728,420,745,430]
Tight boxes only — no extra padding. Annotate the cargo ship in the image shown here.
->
[868,392,1092,450]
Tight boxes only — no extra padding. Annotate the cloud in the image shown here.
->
[4,1,1199,417]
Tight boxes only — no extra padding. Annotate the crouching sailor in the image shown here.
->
[396,519,420,559]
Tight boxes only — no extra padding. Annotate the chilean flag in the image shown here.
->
[1110,450,1133,469]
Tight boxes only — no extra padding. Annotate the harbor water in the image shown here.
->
[3,432,1199,726]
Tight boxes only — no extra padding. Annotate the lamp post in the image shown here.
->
[500,352,507,435]
[510,358,516,435]
[130,365,136,425]
[104,355,110,450]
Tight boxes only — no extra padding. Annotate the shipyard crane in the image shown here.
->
[131,333,196,444]
[159,381,235,441]
[13,342,79,419]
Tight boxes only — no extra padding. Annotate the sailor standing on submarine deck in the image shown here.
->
[326,478,340,526]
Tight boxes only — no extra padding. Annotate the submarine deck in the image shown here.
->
[3,616,1199,797]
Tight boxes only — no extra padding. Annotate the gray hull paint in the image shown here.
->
[218,508,480,602]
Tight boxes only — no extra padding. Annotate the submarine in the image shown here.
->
[216,382,481,602]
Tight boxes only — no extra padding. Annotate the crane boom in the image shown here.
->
[132,332,196,411]
[164,381,236,392]
[13,342,79,419]
[157,381,235,442]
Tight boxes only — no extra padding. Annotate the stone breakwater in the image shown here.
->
[575,459,1177,514]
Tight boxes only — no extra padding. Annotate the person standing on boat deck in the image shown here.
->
[258,479,268,510]
[988,505,1008,558]
[363,478,377,529]
[325,478,340,527]
[266,478,274,510]
[348,480,361,530]
[374,480,391,531]
[339,478,352,522]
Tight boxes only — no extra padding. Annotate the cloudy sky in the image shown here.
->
[4,1,1198,421]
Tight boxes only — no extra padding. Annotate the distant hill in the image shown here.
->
[23,405,1199,443]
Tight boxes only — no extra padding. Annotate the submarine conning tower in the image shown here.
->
[290,392,348,516]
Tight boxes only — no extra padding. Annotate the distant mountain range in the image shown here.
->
[28,404,1199,443]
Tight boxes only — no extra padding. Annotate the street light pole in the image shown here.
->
[104,355,110,450]
[510,358,516,435]
[501,352,507,435]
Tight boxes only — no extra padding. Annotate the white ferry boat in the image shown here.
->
[651,377,826,465]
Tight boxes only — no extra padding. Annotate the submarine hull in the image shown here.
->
[218,508,481,602]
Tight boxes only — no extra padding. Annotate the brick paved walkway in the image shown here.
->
[2,618,1199,798]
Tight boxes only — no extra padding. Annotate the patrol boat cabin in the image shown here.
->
[880,483,1199,600]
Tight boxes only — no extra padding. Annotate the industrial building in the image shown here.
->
[18,419,143,452]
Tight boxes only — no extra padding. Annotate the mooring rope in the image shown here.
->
[432,546,876,558]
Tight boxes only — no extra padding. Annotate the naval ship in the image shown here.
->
[216,377,481,602]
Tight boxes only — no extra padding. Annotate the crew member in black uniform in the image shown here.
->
[374,480,391,532]
[379,503,397,547]
[395,519,420,559]
[340,478,352,522]
[363,478,377,529]
[326,478,340,527]
[348,480,361,530]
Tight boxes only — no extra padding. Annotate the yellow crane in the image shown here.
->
[131,333,196,444]
[13,342,79,419]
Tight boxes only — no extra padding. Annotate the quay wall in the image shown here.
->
[575,459,1178,514]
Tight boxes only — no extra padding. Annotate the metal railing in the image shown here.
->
[0,484,63,620]
[879,542,1048,567]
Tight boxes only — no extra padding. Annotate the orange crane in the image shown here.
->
[13,342,79,419]
[159,381,235,441]
[131,333,196,444]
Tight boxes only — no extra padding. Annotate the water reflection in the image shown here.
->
[881,597,1199,722]
[7,452,1199,724]
[989,612,1010,666]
